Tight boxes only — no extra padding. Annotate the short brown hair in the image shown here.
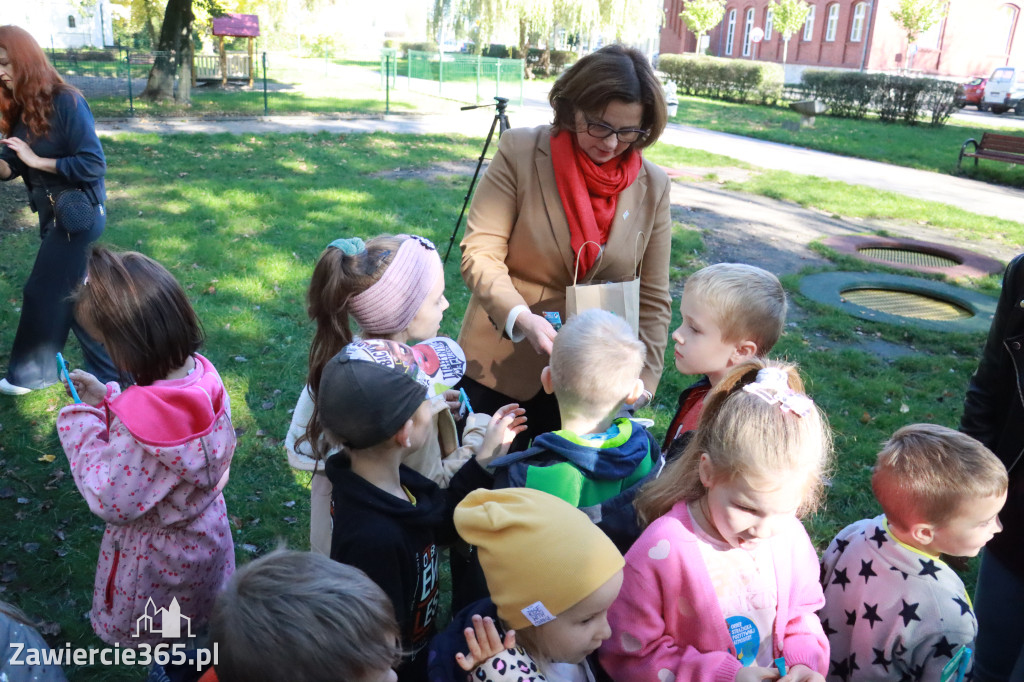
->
[872,424,1008,528]
[549,44,667,150]
[683,263,787,354]
[74,245,203,386]
[209,551,401,682]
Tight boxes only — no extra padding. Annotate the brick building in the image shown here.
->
[661,0,1023,80]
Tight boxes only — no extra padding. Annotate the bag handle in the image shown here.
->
[572,241,603,286]
[634,231,647,279]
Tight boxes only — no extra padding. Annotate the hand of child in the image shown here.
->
[455,615,516,672]
[443,389,462,417]
[734,666,780,682]
[780,664,824,682]
[476,403,527,466]
[68,369,106,407]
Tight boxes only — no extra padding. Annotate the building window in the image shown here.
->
[1000,4,1020,53]
[802,5,816,41]
[726,8,737,54]
[850,2,866,41]
[742,7,755,56]
[68,15,76,28]
[765,8,774,40]
[825,4,839,41]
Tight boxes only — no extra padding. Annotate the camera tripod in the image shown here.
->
[443,96,510,264]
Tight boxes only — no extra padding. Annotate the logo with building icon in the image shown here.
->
[133,597,194,639]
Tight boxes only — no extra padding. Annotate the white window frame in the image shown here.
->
[802,5,816,41]
[726,9,737,54]
[825,4,839,41]
[850,2,866,42]
[765,8,774,40]
[742,7,755,56]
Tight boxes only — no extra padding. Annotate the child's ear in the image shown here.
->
[624,378,645,405]
[540,366,554,395]
[907,522,936,547]
[394,419,415,449]
[697,453,715,488]
[730,340,758,364]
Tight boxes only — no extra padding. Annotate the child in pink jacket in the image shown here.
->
[600,359,832,682]
[57,246,235,646]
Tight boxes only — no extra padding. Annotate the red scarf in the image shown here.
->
[550,129,643,277]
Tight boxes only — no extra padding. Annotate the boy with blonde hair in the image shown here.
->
[490,309,661,552]
[663,262,787,457]
[819,424,1008,681]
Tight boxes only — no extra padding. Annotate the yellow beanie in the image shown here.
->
[454,488,625,631]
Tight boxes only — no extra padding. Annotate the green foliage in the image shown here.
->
[891,0,946,43]
[769,0,812,61]
[801,70,961,126]
[659,54,784,105]
[524,47,577,75]
[679,0,726,53]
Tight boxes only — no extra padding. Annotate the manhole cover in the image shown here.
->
[823,236,1003,278]
[841,287,973,321]
[856,248,960,270]
[799,272,997,333]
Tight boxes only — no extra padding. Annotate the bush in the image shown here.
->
[482,44,512,59]
[659,54,783,105]
[522,47,576,76]
[801,70,962,126]
[401,42,437,55]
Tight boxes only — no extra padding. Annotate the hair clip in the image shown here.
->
[328,237,366,255]
[402,234,437,251]
[742,367,814,418]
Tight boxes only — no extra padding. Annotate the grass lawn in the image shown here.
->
[669,96,1024,186]
[0,130,1015,680]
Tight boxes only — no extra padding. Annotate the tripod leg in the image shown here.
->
[444,112,502,265]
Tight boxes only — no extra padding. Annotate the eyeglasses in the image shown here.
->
[582,119,649,144]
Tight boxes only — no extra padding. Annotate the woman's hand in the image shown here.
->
[514,313,557,356]
[780,664,824,682]
[734,666,780,682]
[475,403,527,465]
[68,369,106,407]
[455,615,516,672]
[0,137,48,171]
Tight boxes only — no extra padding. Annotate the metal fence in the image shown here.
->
[407,50,524,106]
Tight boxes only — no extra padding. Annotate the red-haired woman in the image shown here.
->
[0,25,116,394]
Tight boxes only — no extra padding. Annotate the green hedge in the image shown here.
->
[658,54,783,105]
[801,70,959,126]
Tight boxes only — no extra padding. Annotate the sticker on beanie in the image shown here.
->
[521,601,557,627]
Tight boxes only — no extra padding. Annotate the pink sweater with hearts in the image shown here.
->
[599,500,828,682]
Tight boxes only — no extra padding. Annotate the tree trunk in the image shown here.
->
[782,37,789,63]
[141,0,194,102]
[695,32,703,54]
[518,17,533,80]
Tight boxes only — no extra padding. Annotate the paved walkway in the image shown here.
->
[95,109,1024,223]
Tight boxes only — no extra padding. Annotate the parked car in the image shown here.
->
[956,76,988,109]
[982,67,1024,114]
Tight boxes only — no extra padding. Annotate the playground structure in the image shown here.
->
[194,13,260,87]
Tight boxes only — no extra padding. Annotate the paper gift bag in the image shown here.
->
[565,235,644,337]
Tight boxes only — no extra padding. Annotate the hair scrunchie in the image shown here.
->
[349,235,442,336]
[328,237,366,255]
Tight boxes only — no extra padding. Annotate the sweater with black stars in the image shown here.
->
[819,515,975,681]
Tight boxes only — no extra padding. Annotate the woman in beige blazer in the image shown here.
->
[458,44,673,445]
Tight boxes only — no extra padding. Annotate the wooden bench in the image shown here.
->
[958,132,1024,169]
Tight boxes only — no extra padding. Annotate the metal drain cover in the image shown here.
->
[841,287,972,321]
[800,272,997,333]
[823,236,1004,278]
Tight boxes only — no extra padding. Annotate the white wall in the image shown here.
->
[10,0,114,50]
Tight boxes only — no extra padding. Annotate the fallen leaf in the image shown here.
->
[283,500,296,508]
[859,412,872,424]
[283,516,297,524]
[261,401,274,410]
[234,356,248,363]
[37,454,56,463]
[23,543,39,553]
[899,403,909,413]
[16,497,29,505]
[241,544,259,554]
[36,621,61,637]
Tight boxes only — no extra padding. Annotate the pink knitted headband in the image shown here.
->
[349,235,443,336]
